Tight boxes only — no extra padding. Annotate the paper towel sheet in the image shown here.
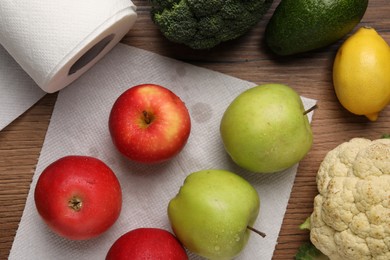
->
[10,44,316,260]
[0,45,45,131]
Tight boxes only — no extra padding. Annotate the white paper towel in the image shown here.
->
[0,0,137,93]
[0,45,45,130]
[9,44,317,260]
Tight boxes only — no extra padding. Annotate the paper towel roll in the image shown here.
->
[0,0,137,93]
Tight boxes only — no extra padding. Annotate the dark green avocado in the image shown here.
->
[265,0,369,55]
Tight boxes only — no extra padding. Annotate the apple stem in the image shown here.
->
[247,226,266,238]
[303,104,318,116]
[143,111,153,124]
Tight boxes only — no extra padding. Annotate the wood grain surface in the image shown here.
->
[1,1,389,259]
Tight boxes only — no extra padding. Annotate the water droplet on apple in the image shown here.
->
[214,245,220,251]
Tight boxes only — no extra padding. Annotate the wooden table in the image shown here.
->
[1,1,389,259]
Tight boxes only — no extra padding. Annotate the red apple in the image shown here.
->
[106,228,188,260]
[109,84,191,163]
[34,155,122,240]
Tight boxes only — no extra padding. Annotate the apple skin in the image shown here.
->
[168,169,260,260]
[34,155,122,240]
[220,83,313,173]
[109,84,191,164]
[106,228,188,260]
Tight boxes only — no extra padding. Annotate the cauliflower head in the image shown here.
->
[310,138,390,260]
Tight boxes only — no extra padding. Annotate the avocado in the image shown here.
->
[265,0,368,56]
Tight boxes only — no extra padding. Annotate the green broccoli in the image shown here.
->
[150,0,273,49]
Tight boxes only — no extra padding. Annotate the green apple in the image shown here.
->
[220,83,314,173]
[168,169,262,260]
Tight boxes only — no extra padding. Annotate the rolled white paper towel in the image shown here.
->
[0,0,137,93]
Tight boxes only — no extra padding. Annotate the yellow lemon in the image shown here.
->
[333,26,390,121]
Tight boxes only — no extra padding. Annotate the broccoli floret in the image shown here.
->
[150,0,273,49]
[295,242,329,260]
